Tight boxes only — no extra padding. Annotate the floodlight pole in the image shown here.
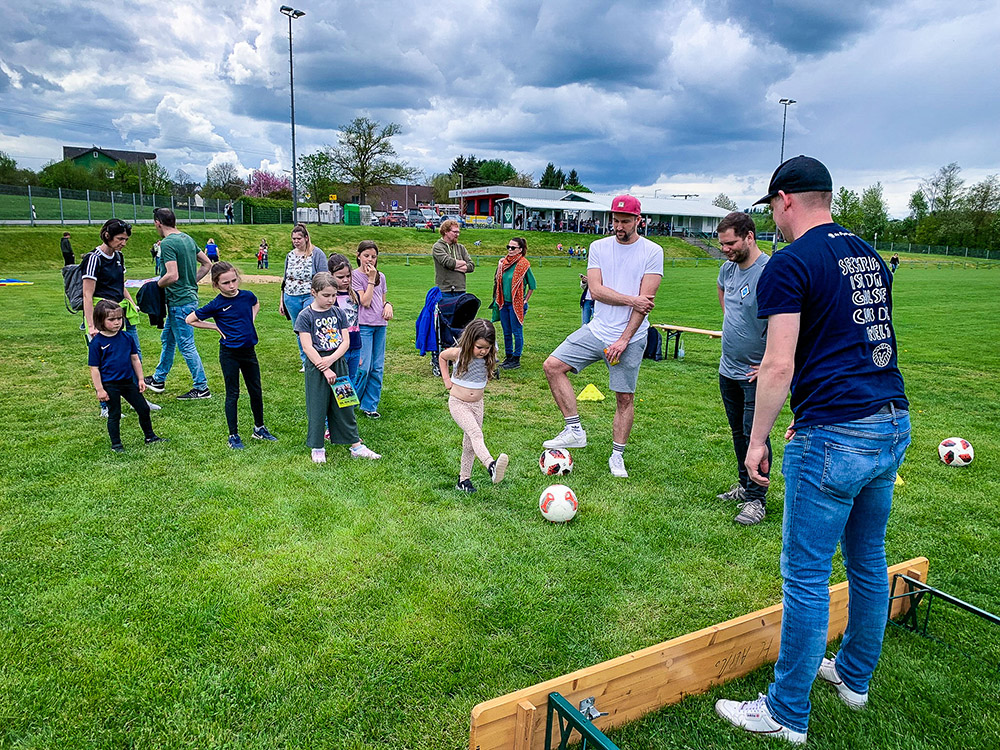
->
[281,6,305,224]
[779,98,796,163]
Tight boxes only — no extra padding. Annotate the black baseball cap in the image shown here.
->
[753,155,833,205]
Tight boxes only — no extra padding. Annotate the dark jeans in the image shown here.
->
[219,344,264,436]
[719,374,771,504]
[104,378,155,446]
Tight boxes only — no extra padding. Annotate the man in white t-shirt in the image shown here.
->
[542,195,664,477]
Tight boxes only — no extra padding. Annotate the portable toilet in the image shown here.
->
[344,203,361,226]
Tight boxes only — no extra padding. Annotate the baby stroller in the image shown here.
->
[432,292,481,376]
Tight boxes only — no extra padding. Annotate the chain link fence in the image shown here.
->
[876,239,996,260]
[0,183,243,225]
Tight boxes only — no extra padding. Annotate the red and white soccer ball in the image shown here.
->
[539,484,578,523]
[539,448,574,476]
[938,437,974,467]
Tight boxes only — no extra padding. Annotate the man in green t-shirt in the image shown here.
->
[145,208,213,400]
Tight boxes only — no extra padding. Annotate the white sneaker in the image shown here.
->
[818,657,869,709]
[543,426,587,449]
[715,694,806,745]
[609,453,628,478]
[350,444,382,460]
[311,448,327,464]
[145,399,161,412]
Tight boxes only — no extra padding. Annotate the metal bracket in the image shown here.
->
[888,573,1000,671]
[579,697,609,721]
[544,692,619,750]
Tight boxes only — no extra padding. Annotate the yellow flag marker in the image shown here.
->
[578,383,605,401]
[894,474,904,486]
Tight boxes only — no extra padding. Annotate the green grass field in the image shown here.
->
[1,225,998,748]
[0,192,228,223]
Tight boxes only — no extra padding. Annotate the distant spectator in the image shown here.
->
[889,253,900,274]
[60,232,74,265]
[205,238,219,262]
[225,203,235,225]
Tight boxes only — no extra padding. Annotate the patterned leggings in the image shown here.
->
[448,395,493,481]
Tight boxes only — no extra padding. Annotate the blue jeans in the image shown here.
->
[356,325,386,412]
[283,292,311,366]
[153,301,207,390]
[719,374,771,504]
[581,299,594,326]
[498,304,524,357]
[766,406,911,733]
[346,347,361,382]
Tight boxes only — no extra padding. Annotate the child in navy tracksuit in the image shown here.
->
[88,299,163,452]
[187,262,278,450]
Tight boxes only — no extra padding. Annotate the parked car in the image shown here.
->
[439,214,465,228]
[419,208,441,226]
[406,209,425,227]
[384,212,407,226]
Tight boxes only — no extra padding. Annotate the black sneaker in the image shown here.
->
[143,376,166,393]
[361,410,381,419]
[110,443,125,453]
[177,388,211,400]
[500,356,521,370]
[456,478,476,493]
[145,435,167,445]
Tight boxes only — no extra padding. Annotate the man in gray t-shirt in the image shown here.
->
[715,212,770,525]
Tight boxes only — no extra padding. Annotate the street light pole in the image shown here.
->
[280,6,305,224]
[779,98,796,163]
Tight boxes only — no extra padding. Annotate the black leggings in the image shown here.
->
[104,379,155,446]
[219,344,264,435]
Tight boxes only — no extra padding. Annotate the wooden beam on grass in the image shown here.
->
[469,557,929,750]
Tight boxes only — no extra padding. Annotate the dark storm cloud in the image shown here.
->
[703,0,894,54]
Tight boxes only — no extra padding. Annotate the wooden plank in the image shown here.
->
[513,701,536,750]
[651,324,722,337]
[469,557,928,750]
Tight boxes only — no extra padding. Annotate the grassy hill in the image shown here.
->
[0,224,705,273]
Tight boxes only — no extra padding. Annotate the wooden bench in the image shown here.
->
[651,324,722,359]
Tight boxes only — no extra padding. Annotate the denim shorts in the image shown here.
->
[550,325,645,393]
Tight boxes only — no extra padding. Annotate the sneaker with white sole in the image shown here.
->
[735,499,766,526]
[177,387,211,400]
[715,694,806,745]
[543,426,587,449]
[99,403,109,419]
[144,399,161,412]
[456,478,476,493]
[311,448,327,463]
[717,483,746,501]
[350,444,381,460]
[609,453,628,478]
[143,376,165,393]
[489,453,509,483]
[817,657,868,709]
[252,425,278,441]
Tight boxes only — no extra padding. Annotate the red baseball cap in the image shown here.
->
[610,195,642,216]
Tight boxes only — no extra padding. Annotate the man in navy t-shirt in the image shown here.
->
[716,157,911,745]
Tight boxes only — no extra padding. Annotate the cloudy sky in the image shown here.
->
[1,0,998,215]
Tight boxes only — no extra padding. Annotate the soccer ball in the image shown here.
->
[938,437,974,466]
[539,448,573,476]
[539,484,578,523]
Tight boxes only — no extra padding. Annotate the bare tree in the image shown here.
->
[329,117,418,204]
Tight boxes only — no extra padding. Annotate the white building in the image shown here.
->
[448,185,731,234]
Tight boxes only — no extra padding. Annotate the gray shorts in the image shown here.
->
[549,326,646,394]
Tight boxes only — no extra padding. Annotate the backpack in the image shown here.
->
[643,327,663,361]
[62,263,84,313]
